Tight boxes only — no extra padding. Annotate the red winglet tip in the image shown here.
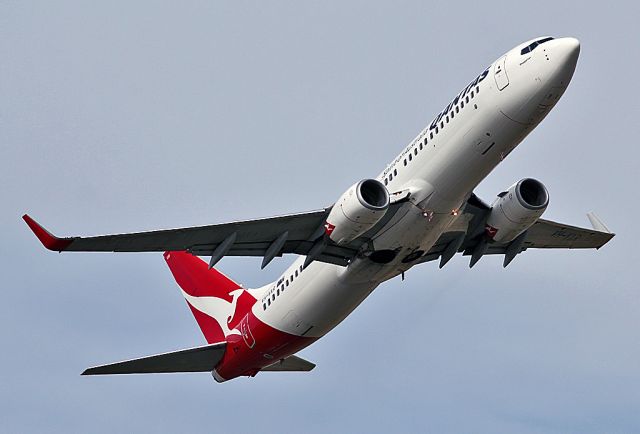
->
[22,214,73,251]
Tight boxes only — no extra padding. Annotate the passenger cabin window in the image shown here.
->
[521,37,554,55]
[393,169,397,176]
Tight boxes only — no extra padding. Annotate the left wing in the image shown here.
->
[23,199,409,268]
[23,210,357,267]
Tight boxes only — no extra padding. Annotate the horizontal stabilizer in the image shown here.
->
[261,355,316,372]
[82,342,226,375]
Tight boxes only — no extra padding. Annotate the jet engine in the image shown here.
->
[325,179,390,244]
[485,178,549,243]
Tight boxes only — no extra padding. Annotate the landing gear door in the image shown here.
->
[494,56,509,91]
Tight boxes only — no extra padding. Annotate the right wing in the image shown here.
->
[517,216,614,249]
[418,194,614,268]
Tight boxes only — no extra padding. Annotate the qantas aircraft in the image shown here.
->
[24,36,614,382]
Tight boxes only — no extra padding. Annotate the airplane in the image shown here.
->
[24,36,614,383]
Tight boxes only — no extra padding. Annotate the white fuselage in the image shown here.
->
[254,37,580,339]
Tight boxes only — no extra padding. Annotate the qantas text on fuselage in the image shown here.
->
[24,36,614,382]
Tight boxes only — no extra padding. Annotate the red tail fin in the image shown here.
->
[164,251,253,344]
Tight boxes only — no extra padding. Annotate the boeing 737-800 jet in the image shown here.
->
[24,36,614,382]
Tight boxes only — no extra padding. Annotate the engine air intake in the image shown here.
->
[517,178,549,209]
[357,179,390,210]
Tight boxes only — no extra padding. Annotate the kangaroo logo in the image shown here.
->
[182,288,256,337]
[164,251,257,341]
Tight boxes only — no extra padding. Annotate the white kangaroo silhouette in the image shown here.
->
[181,288,245,337]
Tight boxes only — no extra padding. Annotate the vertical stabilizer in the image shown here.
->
[164,251,255,343]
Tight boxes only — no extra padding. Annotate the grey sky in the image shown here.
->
[2,1,639,433]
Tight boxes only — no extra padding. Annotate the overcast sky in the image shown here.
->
[2,1,639,433]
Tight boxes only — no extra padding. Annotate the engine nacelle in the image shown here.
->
[326,179,390,244]
[485,178,549,243]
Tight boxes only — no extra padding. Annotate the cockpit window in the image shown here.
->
[521,37,554,55]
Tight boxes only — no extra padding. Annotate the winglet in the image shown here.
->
[587,212,612,233]
[22,214,74,251]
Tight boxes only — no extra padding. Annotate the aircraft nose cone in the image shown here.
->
[547,37,580,83]
[558,37,580,68]
[563,37,581,62]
